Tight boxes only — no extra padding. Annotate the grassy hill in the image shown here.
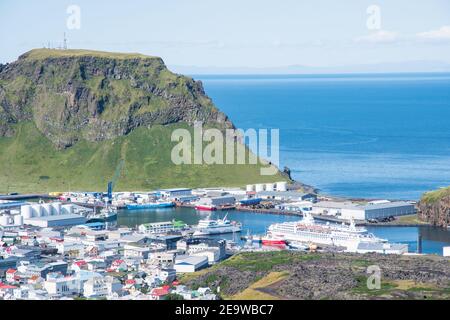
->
[0,49,289,193]
[0,122,286,193]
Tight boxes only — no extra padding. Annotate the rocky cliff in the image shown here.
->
[0,49,232,148]
[418,187,450,227]
[0,49,287,193]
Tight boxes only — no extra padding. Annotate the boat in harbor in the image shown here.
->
[261,234,286,246]
[193,213,242,236]
[194,204,217,211]
[138,220,189,235]
[126,200,175,210]
[86,204,117,222]
[266,212,387,248]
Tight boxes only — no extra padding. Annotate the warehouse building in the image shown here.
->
[173,255,209,273]
[311,200,416,220]
[197,196,236,207]
[257,191,317,202]
[159,188,192,199]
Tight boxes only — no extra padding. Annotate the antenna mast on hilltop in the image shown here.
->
[63,32,68,50]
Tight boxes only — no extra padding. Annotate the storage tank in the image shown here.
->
[14,215,23,226]
[265,183,275,191]
[51,202,62,216]
[31,204,43,217]
[21,205,33,219]
[255,184,265,192]
[246,184,254,192]
[276,181,287,192]
[61,204,74,215]
[42,203,52,216]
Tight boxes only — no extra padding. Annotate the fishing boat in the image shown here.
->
[261,234,286,245]
[126,200,175,210]
[194,204,217,211]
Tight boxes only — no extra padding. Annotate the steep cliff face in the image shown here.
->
[0,49,287,192]
[418,187,450,227]
[0,49,232,148]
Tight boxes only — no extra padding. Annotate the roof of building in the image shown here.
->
[175,255,208,265]
[257,191,314,198]
[313,200,415,211]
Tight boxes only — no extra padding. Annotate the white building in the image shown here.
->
[174,255,208,273]
[348,242,409,254]
[197,196,236,207]
[83,276,122,298]
[311,200,416,220]
[124,245,150,260]
[444,246,450,257]
[159,188,192,199]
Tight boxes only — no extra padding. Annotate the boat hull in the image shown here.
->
[126,202,175,210]
[193,226,241,236]
[195,205,217,211]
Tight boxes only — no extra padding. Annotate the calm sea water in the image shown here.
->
[117,207,450,255]
[195,73,450,200]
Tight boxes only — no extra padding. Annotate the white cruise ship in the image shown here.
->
[193,214,242,236]
[267,212,386,248]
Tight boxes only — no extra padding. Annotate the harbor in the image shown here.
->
[1,184,450,301]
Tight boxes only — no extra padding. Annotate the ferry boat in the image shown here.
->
[193,213,242,236]
[266,212,386,248]
[126,200,175,210]
[138,220,188,234]
[194,204,217,211]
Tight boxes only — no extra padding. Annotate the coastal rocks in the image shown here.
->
[418,188,450,228]
[183,252,450,300]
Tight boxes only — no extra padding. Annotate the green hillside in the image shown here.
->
[0,122,286,193]
[0,49,289,193]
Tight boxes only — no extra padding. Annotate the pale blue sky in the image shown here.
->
[1,0,450,69]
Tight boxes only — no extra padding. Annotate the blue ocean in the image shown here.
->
[196,73,450,200]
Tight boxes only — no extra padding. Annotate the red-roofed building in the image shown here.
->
[0,283,17,295]
[111,259,127,272]
[5,269,17,283]
[150,286,170,300]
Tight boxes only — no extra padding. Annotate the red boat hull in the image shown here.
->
[262,239,286,245]
[195,205,217,211]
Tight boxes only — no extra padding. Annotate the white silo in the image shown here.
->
[14,215,24,226]
[265,183,275,191]
[246,184,254,192]
[51,202,62,216]
[42,203,52,216]
[31,204,43,217]
[61,204,74,215]
[255,184,265,192]
[276,181,287,192]
[21,205,33,219]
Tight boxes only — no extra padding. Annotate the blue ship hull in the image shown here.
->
[126,202,175,210]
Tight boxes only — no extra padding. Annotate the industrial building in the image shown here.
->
[257,191,317,202]
[311,200,416,220]
[20,203,86,227]
[197,196,236,207]
[173,255,209,273]
[159,188,192,199]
